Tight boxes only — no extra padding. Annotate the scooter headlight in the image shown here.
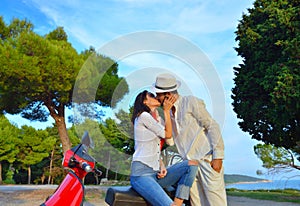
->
[81,162,92,173]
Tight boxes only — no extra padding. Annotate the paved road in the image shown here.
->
[0,184,110,191]
[0,185,299,206]
[0,184,59,191]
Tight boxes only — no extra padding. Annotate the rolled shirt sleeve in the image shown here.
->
[138,112,165,140]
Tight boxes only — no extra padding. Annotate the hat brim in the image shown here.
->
[152,81,181,93]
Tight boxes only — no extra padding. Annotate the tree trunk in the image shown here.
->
[115,169,118,180]
[0,162,2,184]
[45,102,71,153]
[291,163,300,170]
[95,175,99,185]
[48,148,55,184]
[27,166,31,184]
[106,152,110,179]
[55,116,71,153]
[41,174,45,184]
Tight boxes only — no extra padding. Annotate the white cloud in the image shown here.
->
[27,0,254,51]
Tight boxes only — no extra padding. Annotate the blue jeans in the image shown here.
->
[130,160,198,206]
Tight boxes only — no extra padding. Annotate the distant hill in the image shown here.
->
[224,174,268,184]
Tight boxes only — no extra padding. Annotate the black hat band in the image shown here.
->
[155,84,177,90]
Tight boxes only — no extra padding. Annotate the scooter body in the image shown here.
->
[41,131,101,206]
[40,171,85,206]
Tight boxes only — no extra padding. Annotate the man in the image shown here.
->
[153,73,227,206]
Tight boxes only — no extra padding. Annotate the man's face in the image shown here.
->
[155,92,168,104]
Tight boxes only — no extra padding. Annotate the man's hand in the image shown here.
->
[210,159,223,173]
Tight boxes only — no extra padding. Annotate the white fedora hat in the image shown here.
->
[152,73,181,93]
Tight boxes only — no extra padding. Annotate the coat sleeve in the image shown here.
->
[190,96,224,159]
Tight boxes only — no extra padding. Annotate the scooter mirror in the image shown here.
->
[81,131,94,149]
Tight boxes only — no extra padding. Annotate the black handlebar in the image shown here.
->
[94,168,103,176]
[68,156,78,168]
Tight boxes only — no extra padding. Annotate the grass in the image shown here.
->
[226,188,300,204]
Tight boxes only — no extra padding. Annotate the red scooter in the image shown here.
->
[41,131,102,206]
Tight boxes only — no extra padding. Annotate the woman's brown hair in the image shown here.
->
[131,90,154,124]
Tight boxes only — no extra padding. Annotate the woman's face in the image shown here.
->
[155,92,168,105]
[143,93,160,109]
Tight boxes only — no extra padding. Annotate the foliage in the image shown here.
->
[232,0,300,156]
[114,109,134,154]
[96,118,132,178]
[16,126,56,184]
[17,126,56,166]
[0,111,134,183]
[72,52,129,108]
[0,17,128,152]
[0,115,19,164]
[0,115,19,184]
[3,165,15,184]
[254,143,300,173]
[43,126,65,184]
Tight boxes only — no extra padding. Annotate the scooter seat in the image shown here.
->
[105,186,151,206]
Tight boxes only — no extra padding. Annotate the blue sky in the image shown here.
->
[1,0,297,179]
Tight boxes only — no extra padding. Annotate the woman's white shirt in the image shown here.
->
[132,112,165,171]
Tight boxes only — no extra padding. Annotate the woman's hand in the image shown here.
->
[162,94,176,139]
[157,167,167,179]
[157,159,167,178]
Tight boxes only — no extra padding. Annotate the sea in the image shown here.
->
[226,179,300,190]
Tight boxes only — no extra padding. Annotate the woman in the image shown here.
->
[130,90,198,206]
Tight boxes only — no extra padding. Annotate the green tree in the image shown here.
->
[43,126,65,184]
[232,0,300,158]
[254,143,300,174]
[0,17,128,152]
[0,115,19,184]
[114,109,134,154]
[96,118,132,179]
[16,126,56,184]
